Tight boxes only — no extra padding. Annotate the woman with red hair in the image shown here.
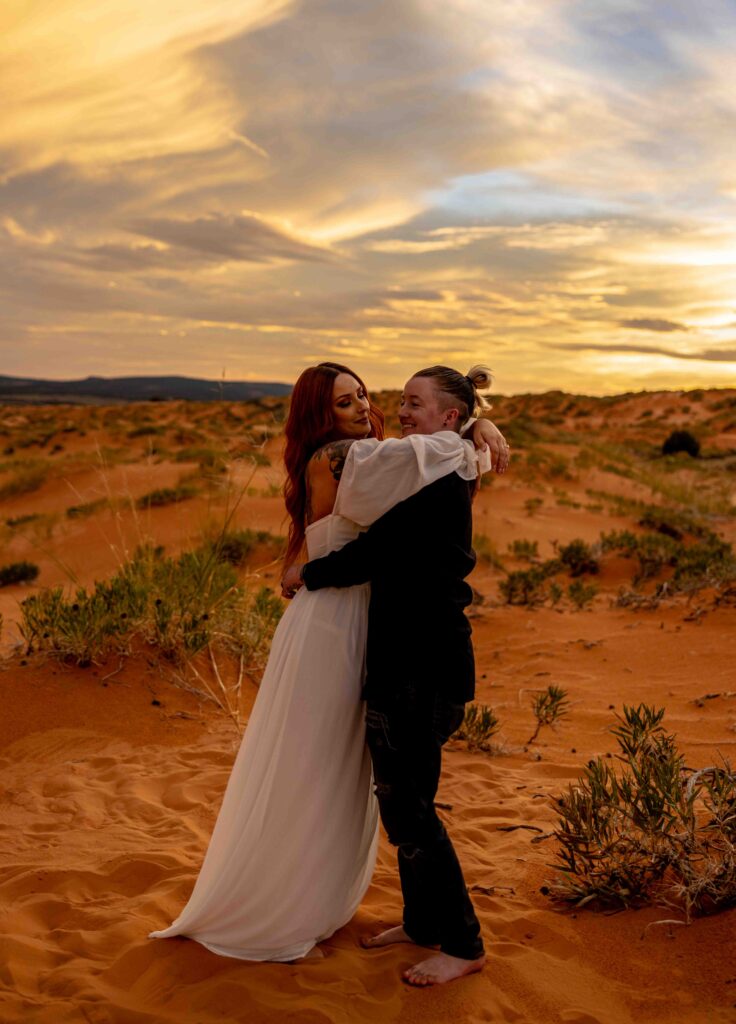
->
[150,362,506,963]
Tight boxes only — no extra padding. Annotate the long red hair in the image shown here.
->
[283,362,384,566]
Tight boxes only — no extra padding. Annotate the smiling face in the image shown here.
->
[399,376,462,436]
[331,372,372,439]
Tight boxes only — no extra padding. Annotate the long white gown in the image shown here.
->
[149,432,486,962]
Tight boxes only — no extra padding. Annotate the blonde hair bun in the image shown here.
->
[466,364,493,413]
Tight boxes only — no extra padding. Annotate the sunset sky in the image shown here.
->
[3,0,736,394]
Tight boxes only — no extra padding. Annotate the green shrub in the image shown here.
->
[67,499,108,518]
[473,533,504,569]
[6,513,42,528]
[19,541,284,673]
[207,529,283,566]
[558,539,599,577]
[528,685,570,744]
[524,497,544,517]
[508,539,539,561]
[136,485,198,509]
[247,451,272,467]
[452,703,501,752]
[568,579,597,609]
[128,425,165,438]
[0,561,39,587]
[547,705,736,921]
[499,559,561,605]
[0,464,48,500]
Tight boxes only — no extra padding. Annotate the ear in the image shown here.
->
[442,407,461,429]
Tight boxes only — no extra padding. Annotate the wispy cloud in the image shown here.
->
[2,0,736,392]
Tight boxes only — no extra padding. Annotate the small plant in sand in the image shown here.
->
[473,533,504,570]
[0,561,39,588]
[508,539,539,562]
[499,566,548,605]
[557,539,599,577]
[452,703,501,752]
[527,685,570,745]
[0,463,48,500]
[205,528,284,567]
[6,513,42,528]
[567,579,598,609]
[547,705,736,921]
[524,496,544,517]
[499,560,561,605]
[66,499,109,519]
[136,484,199,509]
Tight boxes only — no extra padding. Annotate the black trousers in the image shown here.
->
[365,686,484,961]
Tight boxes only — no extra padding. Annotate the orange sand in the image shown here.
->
[1,391,735,1023]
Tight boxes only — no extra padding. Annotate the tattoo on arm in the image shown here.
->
[313,439,354,483]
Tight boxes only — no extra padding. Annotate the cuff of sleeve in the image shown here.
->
[302,561,318,591]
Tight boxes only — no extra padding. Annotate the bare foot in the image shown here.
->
[403,952,486,987]
[361,925,438,950]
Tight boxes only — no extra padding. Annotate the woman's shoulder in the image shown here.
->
[308,438,359,483]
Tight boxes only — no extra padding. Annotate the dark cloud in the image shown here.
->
[127,213,333,264]
[619,318,688,333]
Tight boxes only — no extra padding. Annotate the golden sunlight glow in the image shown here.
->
[2,0,736,392]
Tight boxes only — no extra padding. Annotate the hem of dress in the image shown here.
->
[148,929,320,963]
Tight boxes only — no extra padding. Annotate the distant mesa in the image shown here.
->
[0,374,292,405]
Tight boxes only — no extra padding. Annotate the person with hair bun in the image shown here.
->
[150,362,507,965]
[288,364,505,986]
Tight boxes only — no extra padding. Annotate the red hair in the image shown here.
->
[283,362,384,566]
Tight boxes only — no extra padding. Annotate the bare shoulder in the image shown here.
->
[308,439,356,483]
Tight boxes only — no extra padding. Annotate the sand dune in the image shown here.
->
[1,390,735,1022]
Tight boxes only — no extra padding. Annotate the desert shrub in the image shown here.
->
[547,705,736,921]
[247,451,272,467]
[0,561,39,587]
[20,542,284,676]
[568,579,597,609]
[637,505,709,541]
[473,533,504,570]
[136,485,199,509]
[500,416,543,447]
[662,430,700,458]
[6,513,42,528]
[219,585,287,675]
[67,499,108,518]
[206,528,283,566]
[672,535,736,590]
[554,490,582,509]
[0,464,48,499]
[528,685,570,744]
[557,539,599,577]
[499,563,559,605]
[452,703,500,752]
[508,539,539,561]
[524,497,544,517]
[174,447,228,473]
[128,425,165,438]
[600,528,735,591]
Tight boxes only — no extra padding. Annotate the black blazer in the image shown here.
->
[303,472,476,706]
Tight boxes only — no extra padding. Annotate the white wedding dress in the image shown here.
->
[149,432,486,961]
